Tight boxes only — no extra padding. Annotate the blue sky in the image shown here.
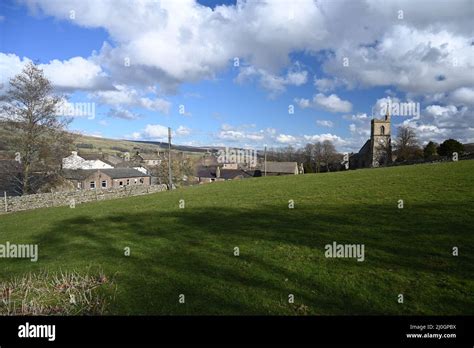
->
[1,0,473,151]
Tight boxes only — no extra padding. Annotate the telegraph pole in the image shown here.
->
[168,127,173,190]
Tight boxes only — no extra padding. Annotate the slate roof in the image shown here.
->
[358,139,371,155]
[62,169,95,180]
[220,169,255,180]
[62,168,150,180]
[137,153,161,160]
[196,166,259,179]
[100,168,151,178]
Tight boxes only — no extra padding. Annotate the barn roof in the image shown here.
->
[62,168,150,180]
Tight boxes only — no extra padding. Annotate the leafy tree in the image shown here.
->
[437,139,464,157]
[0,62,74,194]
[423,141,438,159]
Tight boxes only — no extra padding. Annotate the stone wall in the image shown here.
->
[0,184,168,214]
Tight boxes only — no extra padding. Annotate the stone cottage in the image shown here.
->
[63,168,151,190]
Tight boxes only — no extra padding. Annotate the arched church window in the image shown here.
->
[380,126,385,135]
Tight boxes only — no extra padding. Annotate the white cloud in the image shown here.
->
[142,124,169,141]
[303,133,347,146]
[313,77,348,93]
[130,132,141,140]
[176,125,191,136]
[93,85,171,114]
[323,25,474,97]
[316,120,334,127]
[450,87,474,106]
[343,113,370,123]
[313,93,352,113]
[0,53,31,90]
[40,57,109,91]
[425,105,458,117]
[0,53,110,92]
[398,104,473,144]
[236,65,308,97]
[107,107,141,120]
[21,0,324,92]
[276,134,298,144]
[294,98,311,109]
[294,93,352,113]
[9,0,471,98]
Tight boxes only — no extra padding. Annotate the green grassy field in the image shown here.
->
[1,161,473,315]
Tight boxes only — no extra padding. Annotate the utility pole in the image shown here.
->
[168,127,173,190]
[264,145,267,177]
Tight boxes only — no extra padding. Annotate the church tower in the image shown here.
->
[369,110,392,167]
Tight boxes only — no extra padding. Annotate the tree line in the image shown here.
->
[266,126,466,173]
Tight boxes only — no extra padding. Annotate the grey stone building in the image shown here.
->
[63,168,151,190]
[350,111,393,168]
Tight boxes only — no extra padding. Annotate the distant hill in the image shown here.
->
[0,124,211,158]
[131,140,211,153]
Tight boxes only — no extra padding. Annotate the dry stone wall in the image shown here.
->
[0,184,168,214]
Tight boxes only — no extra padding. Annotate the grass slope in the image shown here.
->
[1,161,473,315]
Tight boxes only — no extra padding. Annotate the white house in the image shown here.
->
[62,151,114,170]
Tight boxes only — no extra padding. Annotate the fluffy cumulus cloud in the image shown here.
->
[142,124,169,141]
[322,25,473,98]
[276,134,298,144]
[7,0,472,96]
[214,124,352,150]
[235,64,308,96]
[1,0,471,147]
[399,104,474,144]
[316,120,334,127]
[93,85,171,114]
[295,93,352,113]
[106,107,142,120]
[314,93,352,113]
[17,0,325,93]
[0,53,110,92]
[129,123,193,140]
[450,87,474,106]
[176,125,191,136]
[217,124,266,142]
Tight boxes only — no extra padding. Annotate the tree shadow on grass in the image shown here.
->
[27,202,474,315]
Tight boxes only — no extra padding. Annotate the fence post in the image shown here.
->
[4,191,7,212]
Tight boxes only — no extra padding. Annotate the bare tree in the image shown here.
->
[313,142,323,172]
[321,140,337,172]
[151,153,195,187]
[394,126,421,161]
[0,62,73,194]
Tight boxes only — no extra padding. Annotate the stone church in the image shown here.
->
[350,111,392,168]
